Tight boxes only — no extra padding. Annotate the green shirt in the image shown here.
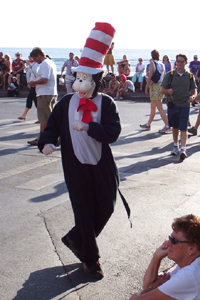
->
[161,69,196,107]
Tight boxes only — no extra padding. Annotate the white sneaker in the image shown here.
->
[159,126,172,133]
[180,149,187,161]
[171,146,179,156]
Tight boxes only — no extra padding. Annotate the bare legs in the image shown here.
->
[106,65,114,74]
[147,100,169,126]
[172,128,187,148]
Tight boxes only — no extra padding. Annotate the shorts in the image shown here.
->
[168,104,190,131]
[104,54,115,66]
[149,82,164,101]
[37,95,57,123]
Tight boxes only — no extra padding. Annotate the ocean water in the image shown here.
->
[1,47,199,75]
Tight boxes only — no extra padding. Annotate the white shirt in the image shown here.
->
[137,63,145,72]
[158,257,200,300]
[35,58,57,97]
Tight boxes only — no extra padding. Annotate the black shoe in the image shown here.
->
[27,138,38,146]
[61,234,80,259]
[82,260,104,280]
[188,126,197,136]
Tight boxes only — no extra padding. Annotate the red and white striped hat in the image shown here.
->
[71,22,116,75]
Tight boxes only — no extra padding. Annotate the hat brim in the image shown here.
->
[71,65,106,75]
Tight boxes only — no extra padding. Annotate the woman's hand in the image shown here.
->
[153,240,169,260]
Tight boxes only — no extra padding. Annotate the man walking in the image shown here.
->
[28,47,57,146]
[161,53,196,161]
[61,52,78,93]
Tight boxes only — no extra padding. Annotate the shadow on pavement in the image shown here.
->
[13,263,98,300]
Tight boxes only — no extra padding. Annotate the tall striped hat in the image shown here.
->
[71,22,116,75]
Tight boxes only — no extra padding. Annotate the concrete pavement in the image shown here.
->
[1,96,200,300]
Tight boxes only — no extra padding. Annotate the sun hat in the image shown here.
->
[71,22,115,75]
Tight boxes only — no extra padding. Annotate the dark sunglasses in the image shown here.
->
[169,235,190,245]
[176,60,185,63]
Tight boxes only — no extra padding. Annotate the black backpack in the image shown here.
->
[151,61,161,83]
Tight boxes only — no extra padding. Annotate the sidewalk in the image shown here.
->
[1,97,200,300]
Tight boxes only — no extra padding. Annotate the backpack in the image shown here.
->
[151,61,161,83]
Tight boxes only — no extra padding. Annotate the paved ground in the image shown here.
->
[1,96,200,300]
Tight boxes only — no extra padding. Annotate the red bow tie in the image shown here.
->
[77,98,97,123]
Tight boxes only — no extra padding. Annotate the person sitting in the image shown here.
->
[2,54,11,90]
[129,214,200,299]
[115,74,128,100]
[0,52,6,88]
[103,73,119,97]
[132,58,146,91]
[8,52,24,88]
[7,76,19,97]
[117,55,131,77]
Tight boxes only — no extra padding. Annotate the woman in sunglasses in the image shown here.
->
[129,214,200,299]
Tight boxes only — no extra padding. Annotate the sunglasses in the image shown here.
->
[169,235,190,245]
[176,60,185,63]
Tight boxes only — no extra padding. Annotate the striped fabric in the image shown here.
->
[72,22,115,74]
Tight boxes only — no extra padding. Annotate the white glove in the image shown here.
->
[42,144,56,156]
[71,121,89,132]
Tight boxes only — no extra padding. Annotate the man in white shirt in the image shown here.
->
[28,47,57,146]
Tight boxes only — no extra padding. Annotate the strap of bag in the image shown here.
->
[168,70,174,88]
[169,70,193,89]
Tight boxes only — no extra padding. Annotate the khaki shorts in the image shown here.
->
[149,82,164,101]
[37,95,57,123]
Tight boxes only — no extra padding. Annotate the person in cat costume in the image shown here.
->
[38,22,130,280]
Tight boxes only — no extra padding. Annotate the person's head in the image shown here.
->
[151,49,160,61]
[119,74,127,82]
[72,71,104,99]
[176,54,188,71]
[12,77,17,82]
[138,58,143,64]
[168,214,200,266]
[123,55,128,61]
[194,55,198,61]
[30,47,45,64]
[0,52,3,59]
[163,55,170,62]
[15,52,22,60]
[110,73,116,81]
[5,54,11,61]
[69,52,74,60]
[75,55,80,62]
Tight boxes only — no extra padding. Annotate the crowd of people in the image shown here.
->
[1,42,200,297]
[1,48,200,161]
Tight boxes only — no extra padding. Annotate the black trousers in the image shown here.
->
[26,87,37,109]
[66,161,117,263]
